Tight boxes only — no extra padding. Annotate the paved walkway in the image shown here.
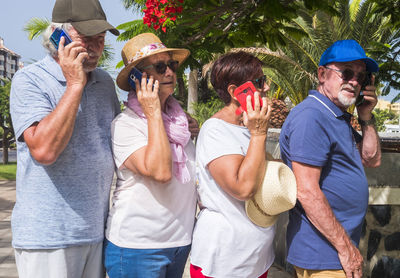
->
[0,180,291,278]
[0,180,17,278]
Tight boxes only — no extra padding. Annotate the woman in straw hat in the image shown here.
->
[190,51,275,278]
[104,33,197,278]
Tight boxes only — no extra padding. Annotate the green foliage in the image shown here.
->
[247,0,400,105]
[373,108,399,132]
[0,162,17,180]
[0,79,11,118]
[370,0,400,29]
[190,97,224,127]
[117,0,339,69]
[0,79,15,164]
[24,17,50,40]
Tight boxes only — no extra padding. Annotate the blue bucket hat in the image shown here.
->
[319,40,379,72]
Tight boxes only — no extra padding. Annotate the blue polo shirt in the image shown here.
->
[279,90,368,270]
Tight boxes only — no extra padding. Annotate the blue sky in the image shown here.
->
[0,0,140,78]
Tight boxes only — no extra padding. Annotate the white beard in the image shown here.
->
[338,89,356,108]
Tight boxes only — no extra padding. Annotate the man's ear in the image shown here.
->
[227,84,238,100]
[318,66,327,83]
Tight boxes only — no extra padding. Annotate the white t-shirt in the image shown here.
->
[105,108,197,249]
[190,118,275,278]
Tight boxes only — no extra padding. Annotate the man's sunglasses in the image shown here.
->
[324,66,368,86]
[142,60,179,75]
[252,75,267,89]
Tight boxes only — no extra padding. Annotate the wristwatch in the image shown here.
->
[358,114,376,127]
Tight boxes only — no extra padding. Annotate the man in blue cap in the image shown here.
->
[280,39,381,278]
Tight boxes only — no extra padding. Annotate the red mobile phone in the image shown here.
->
[234,81,263,114]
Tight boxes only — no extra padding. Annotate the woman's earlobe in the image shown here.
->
[227,84,238,99]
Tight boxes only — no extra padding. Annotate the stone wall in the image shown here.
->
[268,130,400,277]
[360,205,400,277]
[361,150,400,278]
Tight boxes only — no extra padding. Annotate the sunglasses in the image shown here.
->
[252,75,267,89]
[142,60,179,75]
[325,66,368,86]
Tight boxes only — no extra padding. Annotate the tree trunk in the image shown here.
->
[187,69,198,114]
[2,128,9,164]
[177,76,185,103]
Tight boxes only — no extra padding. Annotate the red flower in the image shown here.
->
[143,0,184,32]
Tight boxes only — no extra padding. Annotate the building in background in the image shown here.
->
[0,36,22,85]
[376,99,400,115]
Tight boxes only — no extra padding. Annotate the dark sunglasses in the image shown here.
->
[252,75,267,89]
[325,66,368,86]
[142,60,179,75]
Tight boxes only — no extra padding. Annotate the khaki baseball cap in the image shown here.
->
[52,0,119,36]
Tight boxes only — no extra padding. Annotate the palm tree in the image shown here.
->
[246,0,399,106]
[0,79,14,164]
[23,17,115,69]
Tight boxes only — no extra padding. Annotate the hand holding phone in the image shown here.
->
[356,72,373,106]
[128,67,153,91]
[234,81,263,115]
[50,28,73,50]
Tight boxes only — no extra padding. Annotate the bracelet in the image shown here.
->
[358,114,376,127]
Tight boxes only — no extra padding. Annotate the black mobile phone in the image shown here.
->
[356,72,372,106]
[50,28,72,49]
[128,67,151,91]
[355,92,364,106]
[361,72,372,91]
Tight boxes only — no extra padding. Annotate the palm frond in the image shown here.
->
[24,17,50,40]
[117,19,153,42]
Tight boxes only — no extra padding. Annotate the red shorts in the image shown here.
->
[190,264,268,278]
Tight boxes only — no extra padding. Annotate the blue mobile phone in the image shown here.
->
[50,28,72,49]
[128,67,150,90]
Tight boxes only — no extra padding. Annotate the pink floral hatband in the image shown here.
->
[128,42,167,63]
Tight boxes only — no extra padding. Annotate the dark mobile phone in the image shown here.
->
[361,72,372,90]
[234,81,263,114]
[128,67,151,91]
[50,28,72,50]
[355,92,364,106]
[356,72,372,106]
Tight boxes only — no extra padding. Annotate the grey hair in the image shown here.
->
[42,22,73,57]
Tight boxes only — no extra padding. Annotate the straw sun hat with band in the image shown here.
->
[116,33,190,91]
[245,158,297,228]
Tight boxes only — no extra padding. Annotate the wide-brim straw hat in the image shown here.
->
[116,33,190,91]
[245,160,297,228]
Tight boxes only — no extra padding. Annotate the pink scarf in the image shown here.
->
[125,91,191,184]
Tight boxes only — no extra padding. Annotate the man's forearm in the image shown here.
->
[360,124,381,167]
[24,85,84,164]
[299,188,354,253]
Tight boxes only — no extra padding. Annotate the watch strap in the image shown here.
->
[358,114,376,127]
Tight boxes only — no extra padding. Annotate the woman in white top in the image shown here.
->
[104,33,198,278]
[190,51,275,278]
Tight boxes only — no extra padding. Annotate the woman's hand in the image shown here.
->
[126,72,172,183]
[243,91,272,136]
[135,72,161,118]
